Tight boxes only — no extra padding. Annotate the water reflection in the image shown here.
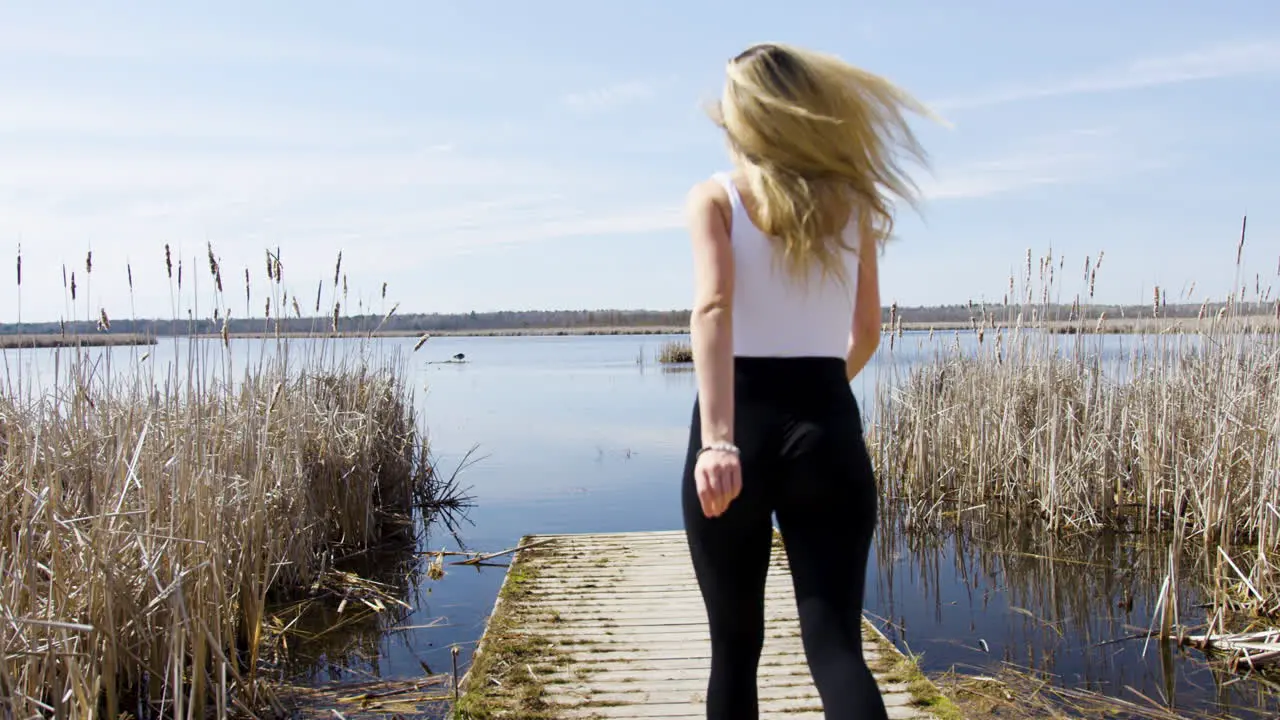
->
[871,504,1280,718]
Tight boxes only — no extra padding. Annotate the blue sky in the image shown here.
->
[2,1,1278,322]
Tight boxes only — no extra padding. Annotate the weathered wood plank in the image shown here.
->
[455,530,955,720]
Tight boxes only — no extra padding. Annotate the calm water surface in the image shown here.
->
[6,332,1275,719]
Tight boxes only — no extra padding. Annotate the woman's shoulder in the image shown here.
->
[686,175,731,206]
[685,175,734,228]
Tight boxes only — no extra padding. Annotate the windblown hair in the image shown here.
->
[710,42,939,282]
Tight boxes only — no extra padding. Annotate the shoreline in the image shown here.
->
[3,314,1276,350]
[0,333,159,349]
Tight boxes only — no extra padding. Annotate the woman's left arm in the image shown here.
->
[687,179,741,518]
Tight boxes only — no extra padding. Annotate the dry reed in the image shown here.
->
[658,339,693,364]
[870,223,1280,615]
[0,244,464,719]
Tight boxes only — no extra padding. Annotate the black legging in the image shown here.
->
[681,356,885,720]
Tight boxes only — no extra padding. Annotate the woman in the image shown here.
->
[681,42,935,719]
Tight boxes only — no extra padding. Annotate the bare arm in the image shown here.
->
[845,222,882,382]
[687,180,735,448]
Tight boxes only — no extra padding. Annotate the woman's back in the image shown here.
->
[711,171,860,360]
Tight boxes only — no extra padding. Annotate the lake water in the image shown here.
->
[5,332,1276,719]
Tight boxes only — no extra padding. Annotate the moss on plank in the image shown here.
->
[453,540,596,720]
[863,620,966,720]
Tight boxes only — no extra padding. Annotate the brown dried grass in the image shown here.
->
[870,225,1280,613]
[0,244,462,719]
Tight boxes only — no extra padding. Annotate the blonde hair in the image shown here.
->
[709,42,939,281]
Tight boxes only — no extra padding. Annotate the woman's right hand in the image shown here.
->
[695,449,742,518]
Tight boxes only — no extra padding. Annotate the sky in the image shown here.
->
[2,0,1279,323]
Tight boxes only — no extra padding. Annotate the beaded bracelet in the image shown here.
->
[697,442,740,459]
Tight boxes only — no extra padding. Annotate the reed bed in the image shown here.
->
[658,339,693,364]
[869,227,1280,618]
[1,244,465,719]
[0,332,158,349]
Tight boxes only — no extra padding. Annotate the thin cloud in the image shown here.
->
[934,40,1280,111]
[918,128,1166,200]
[0,93,425,147]
[564,79,662,111]
[0,20,413,69]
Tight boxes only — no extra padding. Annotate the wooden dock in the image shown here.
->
[456,530,955,719]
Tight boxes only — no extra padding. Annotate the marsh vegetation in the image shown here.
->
[869,226,1280,688]
[657,339,694,364]
[1,245,470,719]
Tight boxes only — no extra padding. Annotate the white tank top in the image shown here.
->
[711,171,860,359]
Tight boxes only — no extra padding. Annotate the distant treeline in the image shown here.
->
[0,302,1270,338]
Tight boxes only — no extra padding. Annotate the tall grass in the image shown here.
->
[870,225,1280,614]
[658,339,693,364]
[1,244,462,719]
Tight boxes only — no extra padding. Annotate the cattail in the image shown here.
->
[15,243,20,286]
[382,282,387,300]
[1152,286,1160,318]
[343,273,348,300]
[213,307,220,322]
[59,318,65,336]
[207,243,223,293]
[380,302,400,328]
[97,308,110,331]
[265,251,274,281]
[315,280,322,313]
[274,250,283,284]
[127,263,133,291]
[292,295,302,318]
[70,272,77,301]
[332,302,340,333]
[221,316,230,348]
[164,243,173,278]
[177,259,183,290]
[1236,215,1247,266]
[265,296,271,320]
[1095,311,1107,333]
[333,251,343,287]
[245,267,251,312]
[85,250,92,274]
[413,333,431,351]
